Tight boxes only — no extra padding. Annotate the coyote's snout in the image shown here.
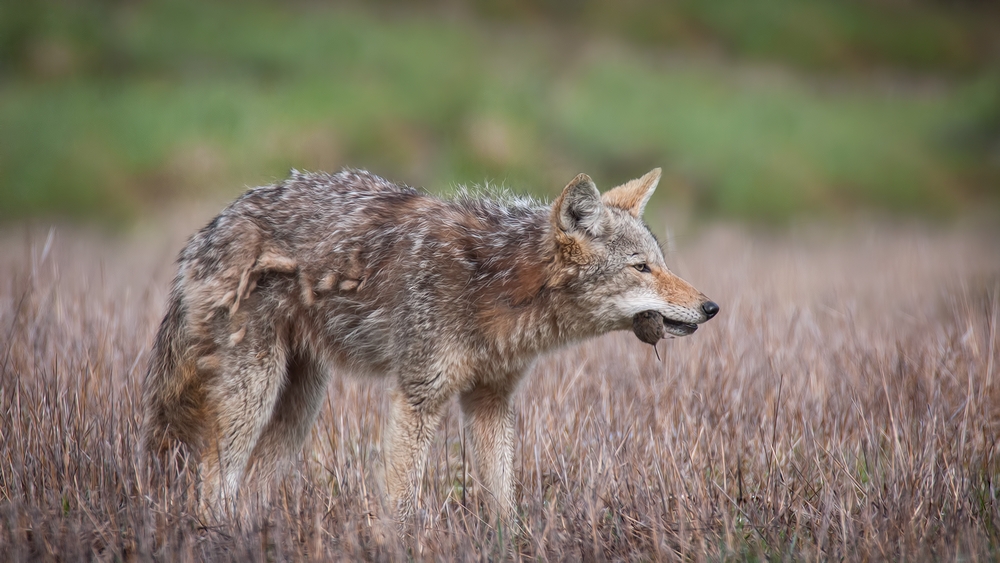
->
[141,167,717,525]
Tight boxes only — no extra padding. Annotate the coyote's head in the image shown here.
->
[551,169,719,340]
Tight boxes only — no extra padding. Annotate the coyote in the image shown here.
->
[141,168,718,524]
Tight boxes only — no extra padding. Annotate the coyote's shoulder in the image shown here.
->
[141,167,718,523]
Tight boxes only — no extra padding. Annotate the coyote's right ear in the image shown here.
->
[553,173,604,237]
[602,168,660,218]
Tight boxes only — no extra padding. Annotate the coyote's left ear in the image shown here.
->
[553,173,604,237]
[602,168,661,218]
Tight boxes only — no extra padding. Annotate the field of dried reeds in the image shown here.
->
[2,218,998,561]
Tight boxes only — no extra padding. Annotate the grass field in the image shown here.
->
[2,215,998,560]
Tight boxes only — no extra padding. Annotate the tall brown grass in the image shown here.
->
[2,220,998,560]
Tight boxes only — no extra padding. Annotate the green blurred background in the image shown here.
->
[1,0,998,224]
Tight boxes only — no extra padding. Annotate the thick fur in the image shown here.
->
[141,168,715,523]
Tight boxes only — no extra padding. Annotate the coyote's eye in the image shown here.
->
[632,263,651,274]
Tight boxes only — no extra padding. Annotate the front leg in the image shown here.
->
[384,387,447,521]
[460,383,517,526]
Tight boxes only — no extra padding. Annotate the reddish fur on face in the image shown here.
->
[553,230,594,265]
[653,267,706,309]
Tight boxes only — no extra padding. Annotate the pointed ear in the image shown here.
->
[601,168,661,218]
[552,173,604,237]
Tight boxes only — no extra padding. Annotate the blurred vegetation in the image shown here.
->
[0,0,997,223]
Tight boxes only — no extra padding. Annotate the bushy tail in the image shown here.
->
[140,289,206,475]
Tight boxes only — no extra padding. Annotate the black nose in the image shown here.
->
[702,301,719,319]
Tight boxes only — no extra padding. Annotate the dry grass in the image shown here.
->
[2,218,999,561]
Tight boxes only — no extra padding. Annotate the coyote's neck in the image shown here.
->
[474,210,594,362]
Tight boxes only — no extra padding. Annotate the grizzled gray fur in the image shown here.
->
[141,168,718,526]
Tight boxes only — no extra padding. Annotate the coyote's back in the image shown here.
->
[141,168,718,522]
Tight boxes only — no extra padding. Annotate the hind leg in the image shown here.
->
[246,353,332,485]
[201,326,289,512]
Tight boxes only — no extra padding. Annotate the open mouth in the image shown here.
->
[662,316,698,336]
